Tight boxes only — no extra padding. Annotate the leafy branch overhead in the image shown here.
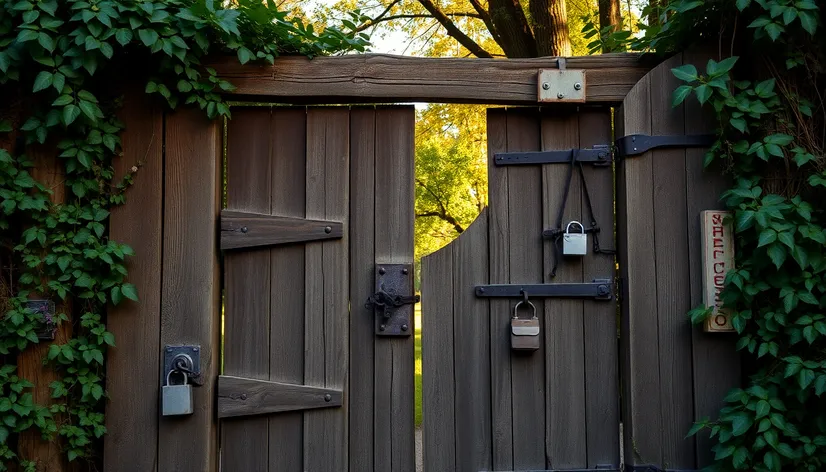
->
[0,0,366,469]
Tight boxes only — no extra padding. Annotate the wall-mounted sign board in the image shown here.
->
[701,210,735,333]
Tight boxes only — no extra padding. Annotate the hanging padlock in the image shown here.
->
[563,221,588,256]
[511,298,540,352]
[162,369,194,416]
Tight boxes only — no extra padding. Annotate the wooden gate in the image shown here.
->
[219,106,416,472]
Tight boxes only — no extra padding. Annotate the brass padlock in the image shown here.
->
[563,221,588,256]
[162,370,194,416]
[511,299,540,352]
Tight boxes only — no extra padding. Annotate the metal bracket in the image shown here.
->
[367,264,418,337]
[480,465,619,472]
[495,145,611,167]
[475,279,613,301]
[162,345,203,387]
[538,65,586,103]
[615,134,715,157]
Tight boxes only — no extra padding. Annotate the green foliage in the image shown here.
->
[0,0,366,468]
[652,0,826,470]
[580,15,633,55]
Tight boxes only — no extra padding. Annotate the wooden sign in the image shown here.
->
[701,211,735,332]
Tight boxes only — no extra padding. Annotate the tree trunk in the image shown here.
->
[487,0,538,57]
[530,0,571,56]
[599,0,622,32]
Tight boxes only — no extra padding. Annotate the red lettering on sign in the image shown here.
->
[712,213,722,225]
[714,262,726,274]
[714,249,724,258]
[714,237,724,248]
[713,225,724,237]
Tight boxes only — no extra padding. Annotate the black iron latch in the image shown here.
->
[615,134,715,157]
[494,145,612,167]
[475,279,613,301]
[366,264,419,337]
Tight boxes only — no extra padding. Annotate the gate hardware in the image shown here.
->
[162,345,203,387]
[629,466,701,472]
[538,59,586,103]
[162,369,194,416]
[479,465,620,472]
[511,292,540,352]
[562,221,588,256]
[494,145,611,167]
[475,279,613,300]
[366,264,418,337]
[615,134,715,157]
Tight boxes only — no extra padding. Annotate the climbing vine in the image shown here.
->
[636,0,826,470]
[0,0,367,469]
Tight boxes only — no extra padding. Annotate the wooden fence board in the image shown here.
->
[268,107,308,472]
[221,107,272,472]
[159,108,221,472]
[104,89,164,472]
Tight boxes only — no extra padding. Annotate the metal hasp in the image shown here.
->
[538,58,586,103]
[494,145,611,166]
[367,264,419,336]
[475,279,613,301]
[616,134,716,157]
[162,345,203,387]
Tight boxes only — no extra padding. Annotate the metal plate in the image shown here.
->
[537,69,586,103]
[374,264,415,337]
[162,345,202,387]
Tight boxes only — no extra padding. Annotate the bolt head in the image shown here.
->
[574,83,582,91]
[324,226,332,234]
[378,267,386,275]
[479,287,485,293]
[324,394,332,402]
[402,268,409,275]
[166,347,173,352]
[557,92,565,99]
[241,226,248,233]
[379,324,386,331]
[542,82,550,90]
[193,347,199,352]
[401,324,409,332]
[240,394,247,400]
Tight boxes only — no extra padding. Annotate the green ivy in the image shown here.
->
[0,0,367,469]
[641,0,826,471]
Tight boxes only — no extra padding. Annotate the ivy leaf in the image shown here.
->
[798,291,818,305]
[38,31,55,52]
[782,7,797,25]
[115,29,133,46]
[764,22,784,41]
[671,64,698,82]
[756,400,771,418]
[32,71,53,92]
[695,85,712,105]
[730,117,747,133]
[736,0,751,9]
[52,72,65,93]
[758,229,777,247]
[121,283,139,301]
[731,413,753,436]
[38,0,57,15]
[237,47,254,65]
[799,11,818,35]
[767,244,786,269]
[138,29,160,47]
[78,101,99,123]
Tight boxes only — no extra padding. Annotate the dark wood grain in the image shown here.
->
[348,108,376,472]
[210,53,652,104]
[505,109,545,470]
[218,376,342,418]
[104,88,163,472]
[373,107,416,472]
[421,240,456,472]
[486,108,514,471]
[268,107,308,471]
[540,109,587,468]
[579,108,621,467]
[617,67,663,468]
[304,108,350,472]
[221,107,272,472]
[159,108,221,472]
[452,210,492,472]
[221,210,342,250]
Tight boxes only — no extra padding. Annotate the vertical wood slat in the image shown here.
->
[159,108,221,472]
[541,108,586,469]
[104,89,164,472]
[221,108,273,472]
[349,108,376,472]
[506,109,545,470]
[304,108,350,472]
[421,243,455,472]
[268,108,308,471]
[486,109,514,471]
[373,107,416,472]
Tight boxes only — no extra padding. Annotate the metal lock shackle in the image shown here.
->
[166,369,189,387]
[512,291,538,320]
[565,220,585,235]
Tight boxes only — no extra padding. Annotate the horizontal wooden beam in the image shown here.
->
[209,53,654,105]
[217,375,343,419]
[220,210,343,250]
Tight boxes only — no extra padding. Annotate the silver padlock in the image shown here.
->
[162,370,194,416]
[563,221,588,256]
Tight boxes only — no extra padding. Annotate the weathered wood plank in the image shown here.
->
[505,109,545,470]
[304,108,350,472]
[683,50,741,468]
[159,108,221,472]
[268,107,308,471]
[486,108,514,471]
[374,107,416,472]
[218,376,342,418]
[453,210,492,472]
[104,88,164,472]
[221,107,272,472]
[579,108,621,467]
[617,66,662,467]
[421,241,456,472]
[211,53,651,104]
[220,210,342,250]
[540,109,586,468]
[348,108,376,472]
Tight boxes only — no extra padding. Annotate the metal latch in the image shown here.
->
[615,134,716,157]
[538,58,586,103]
[475,279,613,301]
[162,345,203,387]
[494,145,611,167]
[366,264,419,336]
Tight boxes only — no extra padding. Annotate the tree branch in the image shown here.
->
[415,0,494,58]
[354,0,403,33]
[355,12,484,32]
[466,0,502,44]
[416,212,465,234]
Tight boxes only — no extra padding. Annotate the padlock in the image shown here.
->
[511,300,540,352]
[162,370,194,416]
[563,221,588,256]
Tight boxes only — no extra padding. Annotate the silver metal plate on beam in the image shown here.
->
[537,69,586,103]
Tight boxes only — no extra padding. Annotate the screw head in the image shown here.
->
[598,285,610,296]
[166,347,173,352]
[574,83,582,91]
[379,324,386,331]
[542,82,550,90]
[557,92,565,99]
[402,268,409,275]
[401,324,408,332]
[324,226,332,234]
[479,287,485,294]
[193,347,199,352]
[241,226,248,233]
[240,394,247,400]
[324,394,332,402]
[378,267,386,275]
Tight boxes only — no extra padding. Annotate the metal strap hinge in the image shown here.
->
[475,279,613,300]
[494,145,612,167]
[615,134,715,157]
[479,466,619,472]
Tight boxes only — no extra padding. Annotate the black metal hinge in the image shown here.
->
[475,279,613,301]
[494,145,612,167]
[615,134,715,157]
[479,466,620,472]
